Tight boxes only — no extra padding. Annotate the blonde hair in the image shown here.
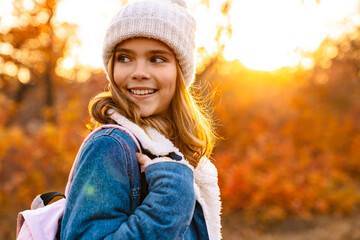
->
[89,53,217,167]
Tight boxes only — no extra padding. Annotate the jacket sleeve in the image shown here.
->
[60,134,195,240]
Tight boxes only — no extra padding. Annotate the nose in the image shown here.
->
[131,61,150,80]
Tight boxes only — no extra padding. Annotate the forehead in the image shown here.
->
[115,38,174,53]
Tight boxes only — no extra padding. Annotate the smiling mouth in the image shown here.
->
[128,89,157,95]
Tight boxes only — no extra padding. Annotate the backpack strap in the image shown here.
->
[41,192,66,206]
[64,124,142,197]
[30,192,66,210]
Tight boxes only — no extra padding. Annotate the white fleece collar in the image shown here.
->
[108,109,222,239]
[109,109,183,157]
[194,157,222,240]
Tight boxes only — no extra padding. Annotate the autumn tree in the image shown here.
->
[193,0,232,89]
[0,0,78,125]
[0,1,235,238]
[212,24,360,219]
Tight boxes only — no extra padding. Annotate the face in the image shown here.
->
[112,38,177,117]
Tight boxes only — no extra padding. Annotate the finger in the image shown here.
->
[136,152,151,165]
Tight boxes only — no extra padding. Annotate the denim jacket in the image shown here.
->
[61,128,210,239]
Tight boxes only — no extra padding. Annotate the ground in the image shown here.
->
[221,211,360,240]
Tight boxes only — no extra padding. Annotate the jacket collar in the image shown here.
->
[108,109,222,239]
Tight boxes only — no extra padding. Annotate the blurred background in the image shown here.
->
[1,0,360,239]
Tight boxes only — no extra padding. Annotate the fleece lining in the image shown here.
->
[108,109,222,240]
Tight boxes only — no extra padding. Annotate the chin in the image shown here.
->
[139,112,153,118]
[140,111,164,118]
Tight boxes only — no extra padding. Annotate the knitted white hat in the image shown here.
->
[102,0,197,87]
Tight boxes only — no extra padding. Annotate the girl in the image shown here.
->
[60,0,221,239]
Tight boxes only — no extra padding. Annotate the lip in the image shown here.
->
[128,87,157,90]
[127,87,157,99]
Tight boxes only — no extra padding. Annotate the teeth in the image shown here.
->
[130,89,155,95]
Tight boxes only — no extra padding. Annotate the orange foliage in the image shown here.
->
[212,56,360,221]
[0,105,84,238]
[0,72,107,239]
[1,26,360,239]
[1,60,360,238]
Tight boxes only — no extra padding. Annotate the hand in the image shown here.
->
[136,152,151,167]
[136,152,173,171]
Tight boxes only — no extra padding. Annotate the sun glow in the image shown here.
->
[1,0,360,72]
[223,0,360,71]
[55,0,123,69]
[55,0,360,72]
[0,0,15,33]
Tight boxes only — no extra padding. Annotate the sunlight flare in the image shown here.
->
[224,0,360,71]
[55,0,123,68]
[2,0,360,72]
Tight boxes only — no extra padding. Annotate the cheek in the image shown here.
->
[170,80,176,98]
[113,68,125,87]
[165,72,177,100]
[165,67,177,92]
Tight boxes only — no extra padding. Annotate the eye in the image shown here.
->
[117,55,131,63]
[151,56,166,63]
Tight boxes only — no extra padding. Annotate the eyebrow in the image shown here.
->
[148,50,173,57]
[115,48,173,57]
[115,48,133,54]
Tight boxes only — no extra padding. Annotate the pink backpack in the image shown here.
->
[16,124,142,240]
